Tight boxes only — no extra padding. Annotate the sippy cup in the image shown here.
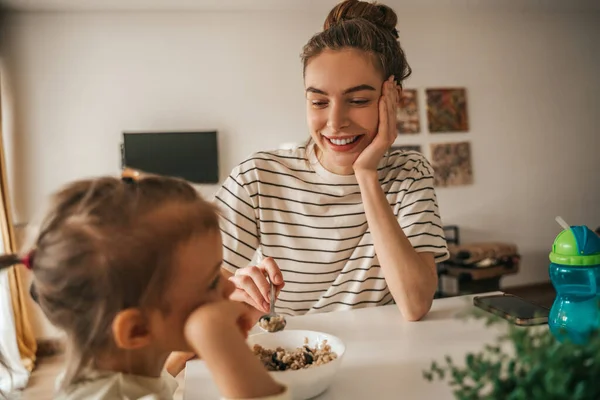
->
[548,217,600,344]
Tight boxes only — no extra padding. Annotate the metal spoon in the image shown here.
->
[258,277,287,333]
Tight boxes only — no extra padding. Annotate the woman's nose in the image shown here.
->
[327,102,349,131]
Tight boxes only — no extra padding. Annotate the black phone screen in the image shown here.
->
[475,295,549,320]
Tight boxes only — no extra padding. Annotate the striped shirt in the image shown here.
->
[215,143,449,316]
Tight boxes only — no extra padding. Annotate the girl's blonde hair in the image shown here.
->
[0,174,219,391]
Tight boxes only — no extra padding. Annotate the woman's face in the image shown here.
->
[304,48,385,175]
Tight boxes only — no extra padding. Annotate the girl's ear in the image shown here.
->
[112,308,152,350]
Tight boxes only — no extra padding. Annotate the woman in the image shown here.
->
[217,0,448,321]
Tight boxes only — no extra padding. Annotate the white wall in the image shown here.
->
[1,3,599,338]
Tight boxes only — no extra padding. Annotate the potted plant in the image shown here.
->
[423,309,600,400]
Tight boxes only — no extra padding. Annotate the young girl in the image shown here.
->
[0,174,289,399]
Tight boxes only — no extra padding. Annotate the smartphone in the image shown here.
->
[473,294,549,326]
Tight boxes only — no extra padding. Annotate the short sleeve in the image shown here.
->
[395,157,449,262]
[214,172,260,274]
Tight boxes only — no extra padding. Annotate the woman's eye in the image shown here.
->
[311,100,328,108]
[350,99,370,105]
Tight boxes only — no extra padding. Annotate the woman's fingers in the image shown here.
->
[230,271,270,312]
[227,258,286,314]
[261,257,284,287]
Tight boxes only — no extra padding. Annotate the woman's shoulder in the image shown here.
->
[383,150,433,179]
[243,145,308,167]
[228,145,312,182]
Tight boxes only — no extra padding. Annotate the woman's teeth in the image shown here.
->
[328,136,359,145]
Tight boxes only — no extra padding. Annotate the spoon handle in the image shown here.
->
[269,278,276,314]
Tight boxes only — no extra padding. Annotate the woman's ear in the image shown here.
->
[112,308,152,350]
[395,86,403,106]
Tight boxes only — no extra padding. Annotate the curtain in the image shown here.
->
[0,69,36,392]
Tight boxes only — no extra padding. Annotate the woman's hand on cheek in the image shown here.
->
[353,76,399,174]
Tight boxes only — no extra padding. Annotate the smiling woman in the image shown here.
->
[216,0,449,323]
[303,50,389,175]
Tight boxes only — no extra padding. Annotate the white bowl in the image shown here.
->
[248,330,346,400]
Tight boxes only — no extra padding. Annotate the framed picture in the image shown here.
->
[391,145,422,154]
[430,141,473,187]
[426,88,469,133]
[396,89,420,134]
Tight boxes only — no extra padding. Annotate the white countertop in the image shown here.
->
[184,293,513,400]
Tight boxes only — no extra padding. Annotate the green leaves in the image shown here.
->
[423,309,600,399]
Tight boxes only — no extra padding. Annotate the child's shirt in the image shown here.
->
[56,370,178,400]
[55,369,291,400]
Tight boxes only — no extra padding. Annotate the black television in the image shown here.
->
[122,131,219,184]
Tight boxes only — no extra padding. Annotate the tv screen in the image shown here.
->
[122,131,219,184]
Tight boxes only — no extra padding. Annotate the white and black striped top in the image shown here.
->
[215,143,449,316]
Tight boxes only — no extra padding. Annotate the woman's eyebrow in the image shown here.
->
[305,84,376,96]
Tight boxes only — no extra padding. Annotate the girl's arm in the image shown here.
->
[165,351,196,377]
[184,300,289,399]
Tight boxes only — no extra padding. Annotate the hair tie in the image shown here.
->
[122,176,136,184]
[22,251,34,270]
[121,168,141,184]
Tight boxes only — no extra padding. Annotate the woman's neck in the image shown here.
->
[314,147,355,175]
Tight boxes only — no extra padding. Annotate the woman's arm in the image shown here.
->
[216,172,285,316]
[355,170,437,321]
[353,77,444,321]
[215,171,264,313]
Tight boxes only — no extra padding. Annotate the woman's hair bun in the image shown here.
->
[324,0,399,38]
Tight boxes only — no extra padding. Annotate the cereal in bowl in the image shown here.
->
[253,338,337,371]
